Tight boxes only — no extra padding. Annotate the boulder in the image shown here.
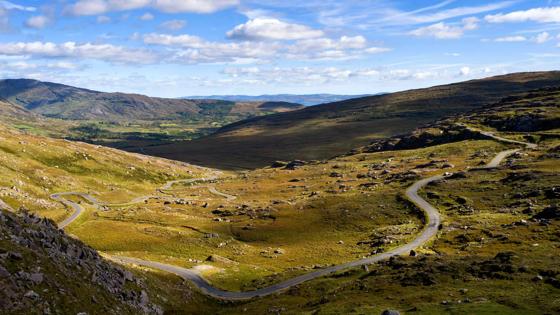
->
[284,160,307,170]
[381,310,400,315]
[271,161,288,168]
[533,205,560,220]
[206,255,235,264]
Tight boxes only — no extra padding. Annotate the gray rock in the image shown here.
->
[30,273,44,284]
[381,310,400,315]
[0,265,11,278]
[24,290,40,300]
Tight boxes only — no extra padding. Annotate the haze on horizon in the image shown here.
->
[1,0,560,98]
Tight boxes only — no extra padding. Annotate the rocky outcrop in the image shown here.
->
[0,209,163,314]
[351,124,484,155]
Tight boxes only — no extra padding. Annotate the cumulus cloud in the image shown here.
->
[160,19,186,31]
[25,15,50,29]
[410,17,479,39]
[494,35,527,42]
[286,36,390,60]
[144,32,390,63]
[409,22,464,39]
[227,18,324,41]
[140,12,154,20]
[459,66,471,76]
[144,33,278,63]
[218,65,483,86]
[534,32,551,44]
[67,0,238,16]
[153,0,238,13]
[0,41,158,64]
[486,7,560,24]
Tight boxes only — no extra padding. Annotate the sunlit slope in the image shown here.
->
[0,123,204,223]
[0,79,303,121]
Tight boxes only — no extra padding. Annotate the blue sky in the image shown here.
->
[0,0,560,97]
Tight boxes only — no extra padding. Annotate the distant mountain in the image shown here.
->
[183,94,380,106]
[0,79,304,121]
[0,97,39,120]
[142,71,560,170]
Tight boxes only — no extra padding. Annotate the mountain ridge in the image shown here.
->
[0,79,304,121]
[140,71,560,169]
[183,93,380,106]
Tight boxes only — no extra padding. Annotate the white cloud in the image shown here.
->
[0,41,158,64]
[354,1,513,29]
[286,36,389,60]
[409,17,479,39]
[160,19,186,31]
[144,33,278,63]
[227,18,324,41]
[143,33,205,47]
[495,35,527,42]
[218,65,484,86]
[25,15,49,29]
[140,12,154,20]
[409,22,464,39]
[462,17,479,30]
[534,32,551,44]
[153,0,238,13]
[0,0,35,12]
[68,0,108,15]
[67,0,238,15]
[290,36,367,51]
[485,7,560,23]
[97,15,111,23]
[144,32,389,63]
[109,0,151,11]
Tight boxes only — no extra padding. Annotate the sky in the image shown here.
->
[0,0,559,97]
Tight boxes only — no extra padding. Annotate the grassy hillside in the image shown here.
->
[0,79,304,151]
[0,84,558,314]
[140,71,560,170]
[0,123,206,223]
[0,79,303,121]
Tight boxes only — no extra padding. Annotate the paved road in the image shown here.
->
[110,172,444,300]
[53,173,233,228]
[47,131,534,300]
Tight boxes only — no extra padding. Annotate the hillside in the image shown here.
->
[0,208,163,314]
[0,98,37,119]
[141,71,560,169]
[0,79,304,121]
[0,85,558,314]
[184,94,377,106]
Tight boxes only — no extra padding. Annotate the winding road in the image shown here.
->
[45,131,535,300]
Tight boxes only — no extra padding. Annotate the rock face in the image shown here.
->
[355,124,484,154]
[0,209,163,314]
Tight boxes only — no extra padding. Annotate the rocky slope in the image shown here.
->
[353,86,560,155]
[0,208,163,314]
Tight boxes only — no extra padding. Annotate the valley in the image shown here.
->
[0,75,559,314]
[0,79,304,151]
